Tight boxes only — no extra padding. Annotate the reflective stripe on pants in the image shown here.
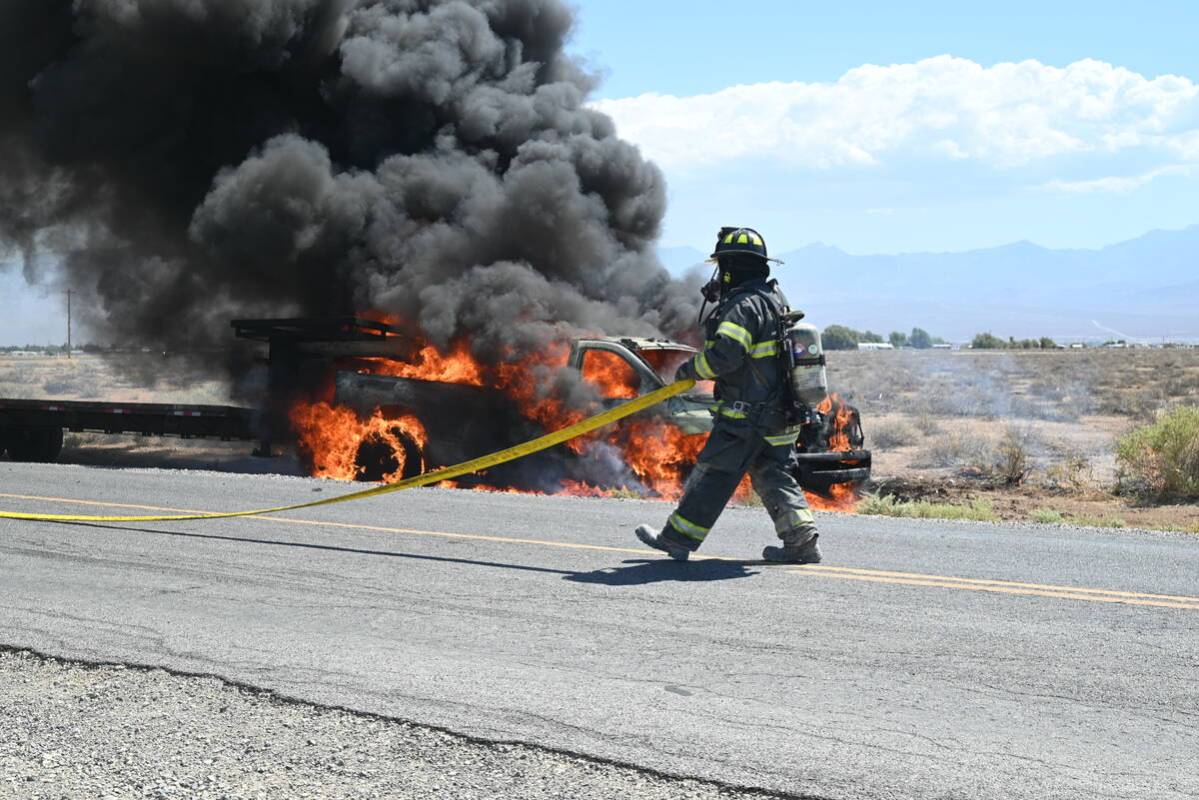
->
[659,418,814,552]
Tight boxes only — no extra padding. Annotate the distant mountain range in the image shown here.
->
[658,225,1199,343]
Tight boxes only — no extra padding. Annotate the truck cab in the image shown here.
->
[568,337,716,435]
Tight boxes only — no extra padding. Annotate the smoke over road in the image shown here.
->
[0,0,698,366]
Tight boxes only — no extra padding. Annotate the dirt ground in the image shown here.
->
[826,348,1199,531]
[3,349,1198,531]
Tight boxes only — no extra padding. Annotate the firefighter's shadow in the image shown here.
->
[565,558,759,586]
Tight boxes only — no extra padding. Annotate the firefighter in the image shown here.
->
[636,227,820,564]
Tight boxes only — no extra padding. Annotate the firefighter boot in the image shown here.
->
[762,526,821,564]
[635,525,691,562]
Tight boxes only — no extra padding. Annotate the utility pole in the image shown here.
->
[65,289,73,359]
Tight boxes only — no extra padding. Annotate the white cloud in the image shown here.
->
[592,56,1199,172]
[1041,164,1195,193]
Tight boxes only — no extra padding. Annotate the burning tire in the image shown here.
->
[353,426,424,483]
[794,394,872,499]
[794,450,873,496]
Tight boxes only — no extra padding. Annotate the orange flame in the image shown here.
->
[286,319,860,515]
[290,401,427,483]
[806,482,857,512]
[365,340,484,386]
[816,393,855,453]
[605,418,707,500]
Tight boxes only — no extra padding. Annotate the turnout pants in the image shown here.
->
[659,418,815,553]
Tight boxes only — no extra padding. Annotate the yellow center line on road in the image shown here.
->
[790,569,1199,611]
[4,492,1198,611]
[798,565,1199,604]
[0,492,651,556]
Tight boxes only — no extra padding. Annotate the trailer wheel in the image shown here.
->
[6,427,64,463]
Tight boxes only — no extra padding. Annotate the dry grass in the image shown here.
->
[1029,508,1064,523]
[828,348,1199,422]
[870,419,919,449]
[857,494,998,522]
[832,349,1199,491]
[0,354,231,404]
[829,349,1199,526]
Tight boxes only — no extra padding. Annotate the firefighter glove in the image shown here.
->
[675,361,695,382]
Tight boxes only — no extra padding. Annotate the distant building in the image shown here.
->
[931,343,953,350]
[857,342,895,351]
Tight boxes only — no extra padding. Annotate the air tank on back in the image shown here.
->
[782,312,828,406]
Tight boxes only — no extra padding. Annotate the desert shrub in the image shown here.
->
[1116,406,1199,501]
[1165,374,1199,398]
[994,426,1034,486]
[1009,396,1080,422]
[871,420,919,449]
[913,431,994,470]
[42,379,77,395]
[857,495,997,522]
[912,412,942,436]
[1043,451,1093,491]
[1029,508,1064,524]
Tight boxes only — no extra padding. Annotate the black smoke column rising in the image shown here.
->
[0,0,699,370]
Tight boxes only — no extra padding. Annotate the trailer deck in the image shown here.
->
[0,398,260,462]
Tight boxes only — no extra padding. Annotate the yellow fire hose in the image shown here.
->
[0,380,697,523]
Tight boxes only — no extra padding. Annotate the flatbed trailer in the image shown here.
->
[0,317,413,463]
[0,398,261,462]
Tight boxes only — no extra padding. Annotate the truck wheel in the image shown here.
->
[353,428,424,482]
[6,427,64,463]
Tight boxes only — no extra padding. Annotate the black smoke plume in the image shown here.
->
[0,0,699,370]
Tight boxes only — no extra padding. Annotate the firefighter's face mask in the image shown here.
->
[701,258,737,303]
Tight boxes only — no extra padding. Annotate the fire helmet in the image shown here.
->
[708,226,781,264]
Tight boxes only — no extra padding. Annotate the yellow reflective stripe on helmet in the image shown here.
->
[749,232,762,246]
[763,431,800,447]
[715,321,752,350]
[694,352,716,380]
[749,340,779,358]
[668,512,710,542]
[724,232,736,244]
[737,232,749,244]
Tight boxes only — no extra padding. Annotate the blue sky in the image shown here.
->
[5,2,1198,345]
[570,0,1199,254]
[570,1,1199,100]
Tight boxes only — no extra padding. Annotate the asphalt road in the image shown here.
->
[1,461,1197,799]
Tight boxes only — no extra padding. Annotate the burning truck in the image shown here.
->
[0,1,869,507]
[319,328,871,504]
[0,316,871,508]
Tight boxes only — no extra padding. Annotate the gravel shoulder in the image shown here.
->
[0,649,790,800]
